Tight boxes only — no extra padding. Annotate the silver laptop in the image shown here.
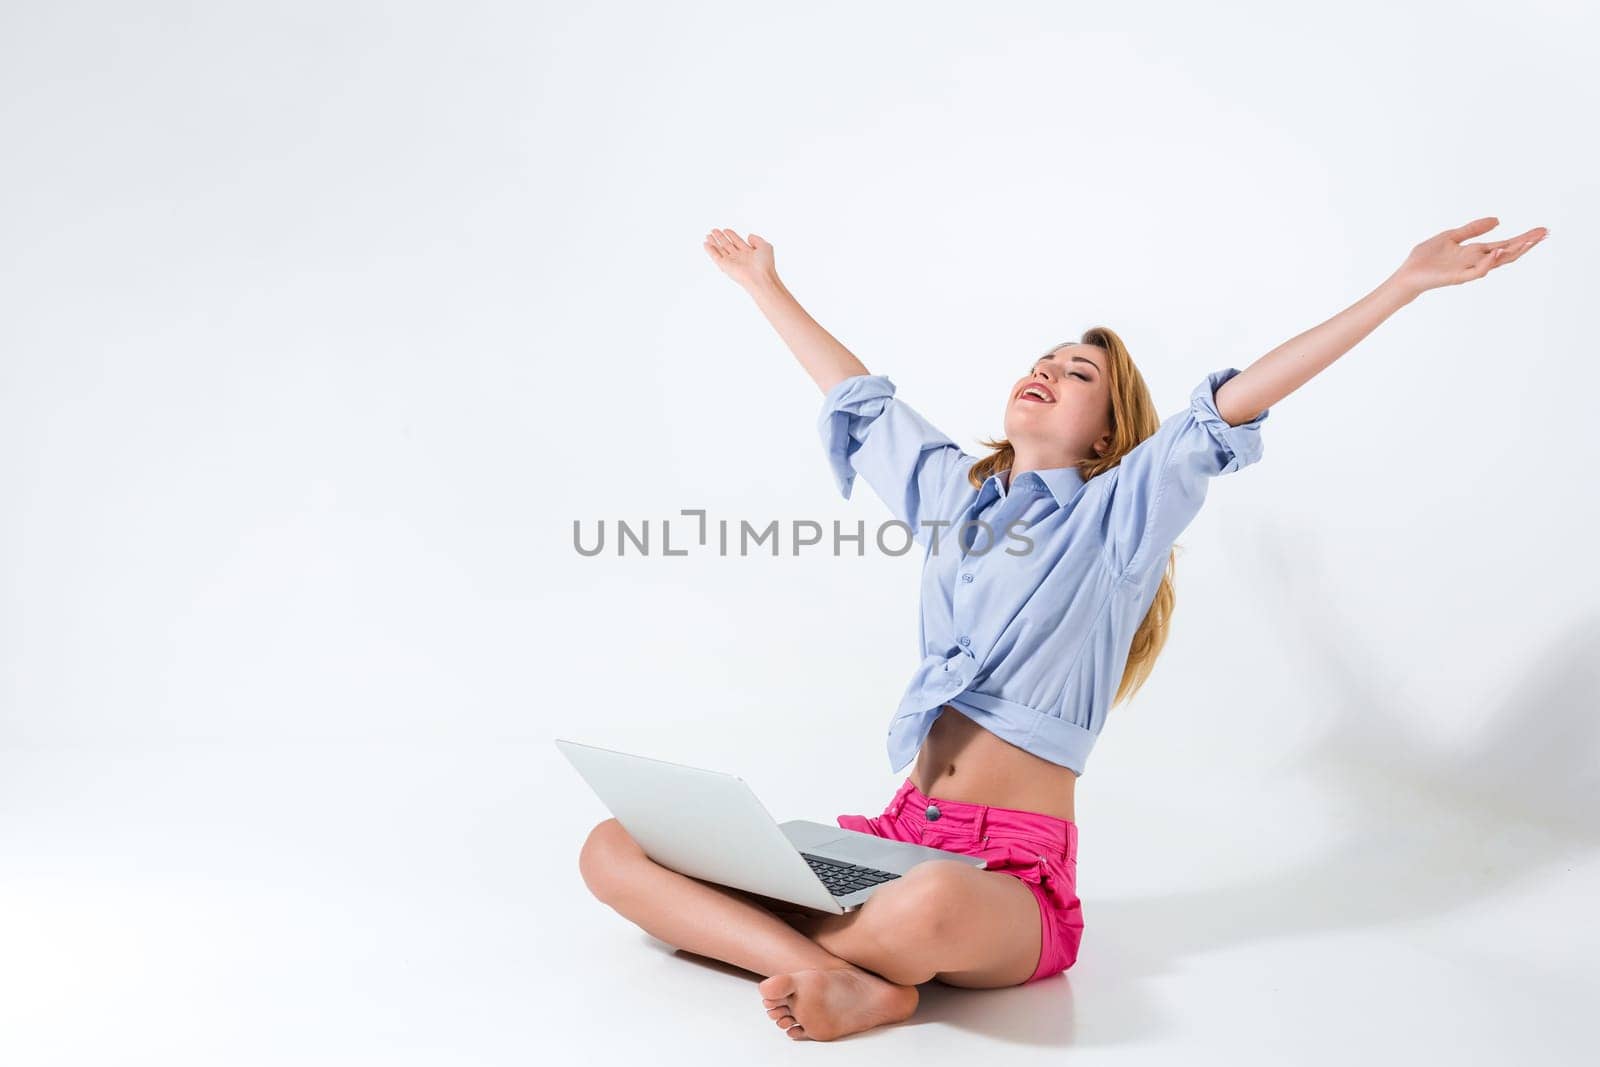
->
[556,738,986,915]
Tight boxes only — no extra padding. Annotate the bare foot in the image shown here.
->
[758,965,919,1041]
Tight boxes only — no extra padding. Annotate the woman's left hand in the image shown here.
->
[1391,216,1548,297]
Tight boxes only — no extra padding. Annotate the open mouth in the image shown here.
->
[1017,383,1055,403]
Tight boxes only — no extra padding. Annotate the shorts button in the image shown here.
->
[925,804,941,821]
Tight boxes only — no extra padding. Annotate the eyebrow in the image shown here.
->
[1036,351,1103,376]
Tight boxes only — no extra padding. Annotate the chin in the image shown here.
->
[1004,410,1053,438]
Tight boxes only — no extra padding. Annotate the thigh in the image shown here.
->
[916,863,1045,989]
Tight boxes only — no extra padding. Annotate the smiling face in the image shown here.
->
[1003,343,1114,469]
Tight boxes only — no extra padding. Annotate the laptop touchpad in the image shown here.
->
[822,834,902,865]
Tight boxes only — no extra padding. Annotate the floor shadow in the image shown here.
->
[647,937,1079,1046]
[1072,520,1600,1046]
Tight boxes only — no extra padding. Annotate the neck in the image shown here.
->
[1009,446,1083,480]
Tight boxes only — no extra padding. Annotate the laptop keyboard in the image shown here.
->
[800,853,901,897]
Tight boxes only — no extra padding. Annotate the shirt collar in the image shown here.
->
[983,465,1087,508]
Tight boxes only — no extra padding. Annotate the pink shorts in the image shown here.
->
[835,777,1084,984]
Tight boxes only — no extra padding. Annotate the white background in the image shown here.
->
[3,1,1597,1063]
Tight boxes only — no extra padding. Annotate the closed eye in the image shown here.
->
[1032,360,1092,382]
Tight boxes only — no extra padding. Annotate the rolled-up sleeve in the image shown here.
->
[818,374,972,546]
[1101,367,1269,580]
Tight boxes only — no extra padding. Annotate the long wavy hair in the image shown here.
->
[968,326,1176,710]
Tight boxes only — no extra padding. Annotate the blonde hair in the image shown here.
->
[968,325,1176,710]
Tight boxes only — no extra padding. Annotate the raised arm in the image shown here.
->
[1213,217,1548,424]
[704,226,974,543]
[703,227,867,394]
[1101,217,1546,582]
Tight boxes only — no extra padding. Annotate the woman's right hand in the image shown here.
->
[703,228,776,290]
[702,226,867,393]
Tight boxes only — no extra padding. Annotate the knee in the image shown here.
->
[864,862,966,944]
[578,818,642,903]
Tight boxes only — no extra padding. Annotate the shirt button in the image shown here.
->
[958,635,971,647]
[961,573,974,583]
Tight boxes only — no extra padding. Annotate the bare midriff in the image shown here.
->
[910,704,1078,823]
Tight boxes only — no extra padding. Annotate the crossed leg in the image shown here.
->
[580,818,1045,1040]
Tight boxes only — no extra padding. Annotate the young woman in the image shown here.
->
[578,218,1546,1042]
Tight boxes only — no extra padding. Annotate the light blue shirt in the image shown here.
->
[818,368,1270,777]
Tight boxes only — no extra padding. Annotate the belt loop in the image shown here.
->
[888,779,912,819]
[975,804,990,843]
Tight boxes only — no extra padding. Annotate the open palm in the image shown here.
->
[703,228,776,290]
[1395,216,1548,293]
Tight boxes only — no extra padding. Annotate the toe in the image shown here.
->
[787,1025,808,1041]
[759,974,796,1000]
